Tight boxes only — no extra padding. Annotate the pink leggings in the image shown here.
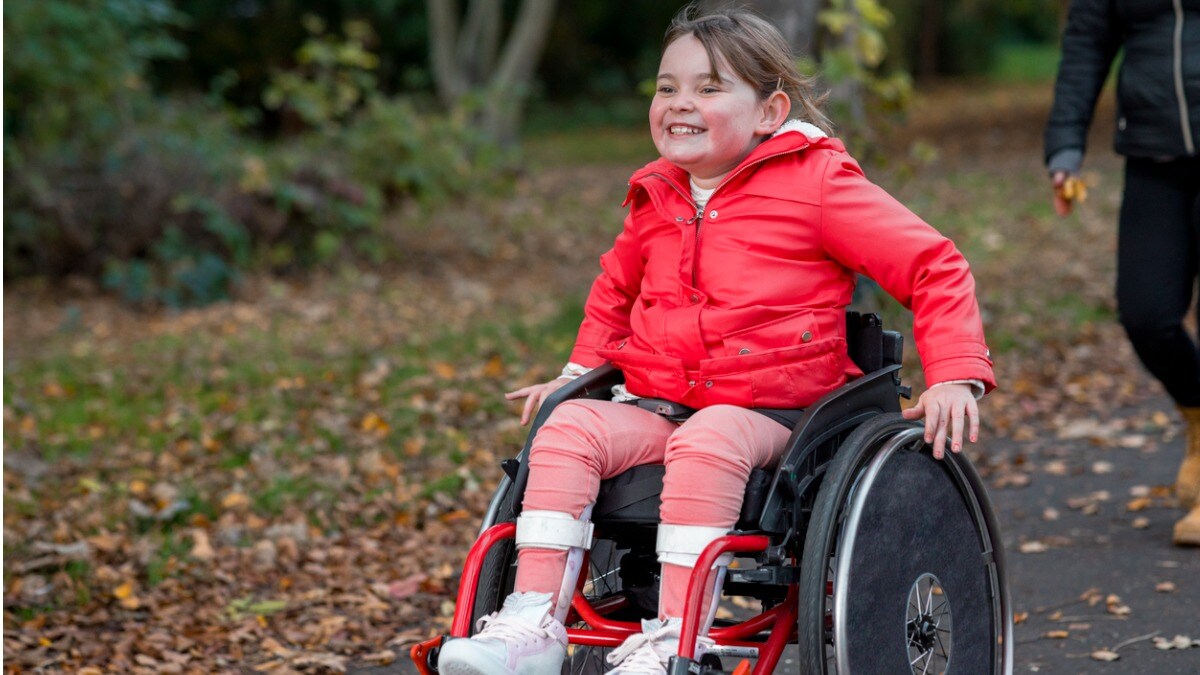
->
[515,400,791,619]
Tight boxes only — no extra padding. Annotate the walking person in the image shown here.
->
[1044,0,1200,545]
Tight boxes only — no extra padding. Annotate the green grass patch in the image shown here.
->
[989,41,1061,84]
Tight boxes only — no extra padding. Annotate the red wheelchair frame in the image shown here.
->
[410,523,796,674]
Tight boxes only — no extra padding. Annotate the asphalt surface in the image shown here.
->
[990,403,1200,675]
[379,403,1200,675]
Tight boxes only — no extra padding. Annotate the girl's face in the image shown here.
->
[650,34,784,189]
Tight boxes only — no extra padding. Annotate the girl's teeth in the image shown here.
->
[671,126,701,135]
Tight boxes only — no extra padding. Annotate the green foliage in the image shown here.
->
[262,15,381,127]
[5,2,505,307]
[808,0,913,153]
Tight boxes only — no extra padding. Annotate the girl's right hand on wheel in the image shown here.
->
[506,378,571,425]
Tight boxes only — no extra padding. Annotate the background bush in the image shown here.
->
[4,1,504,307]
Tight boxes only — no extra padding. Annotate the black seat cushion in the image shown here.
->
[593,465,774,531]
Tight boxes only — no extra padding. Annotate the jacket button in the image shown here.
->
[801,331,813,343]
[690,294,700,303]
[688,380,696,387]
[676,216,684,222]
[738,348,751,355]
[708,210,718,219]
[705,381,713,388]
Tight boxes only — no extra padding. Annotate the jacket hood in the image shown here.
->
[628,121,844,190]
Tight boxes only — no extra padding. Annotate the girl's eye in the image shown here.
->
[657,85,676,94]
[700,86,718,94]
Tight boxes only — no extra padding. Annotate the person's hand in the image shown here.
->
[1051,171,1074,216]
[901,383,980,460]
[505,378,571,425]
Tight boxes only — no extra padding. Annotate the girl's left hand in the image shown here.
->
[901,383,980,460]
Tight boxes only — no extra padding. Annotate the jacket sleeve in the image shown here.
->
[1043,0,1122,165]
[818,154,996,393]
[568,210,645,367]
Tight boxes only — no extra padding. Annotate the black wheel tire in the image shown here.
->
[796,413,1011,674]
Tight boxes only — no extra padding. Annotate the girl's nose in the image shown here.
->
[670,93,695,112]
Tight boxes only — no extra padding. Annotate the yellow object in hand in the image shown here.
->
[1057,175,1088,203]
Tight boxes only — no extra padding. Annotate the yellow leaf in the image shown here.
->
[433,362,457,379]
[483,354,505,379]
[222,492,251,510]
[38,637,52,647]
[114,581,134,600]
[129,479,148,496]
[361,413,390,435]
[1044,630,1069,639]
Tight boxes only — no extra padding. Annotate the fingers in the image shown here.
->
[901,402,924,420]
[520,389,543,426]
[968,397,980,443]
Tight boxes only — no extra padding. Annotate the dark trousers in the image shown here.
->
[1117,156,1200,406]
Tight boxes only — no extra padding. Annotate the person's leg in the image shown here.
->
[604,406,791,674]
[1117,158,1200,541]
[655,406,792,619]
[515,399,676,612]
[1116,157,1200,405]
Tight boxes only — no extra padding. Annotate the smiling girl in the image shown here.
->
[438,7,995,675]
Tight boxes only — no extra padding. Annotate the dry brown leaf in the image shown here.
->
[1044,630,1069,639]
[190,528,215,562]
[1131,517,1150,529]
[1154,582,1176,593]
[1090,649,1120,662]
[1125,497,1151,512]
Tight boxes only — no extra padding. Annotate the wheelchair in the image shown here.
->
[411,312,1013,674]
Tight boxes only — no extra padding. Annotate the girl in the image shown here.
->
[439,7,995,675]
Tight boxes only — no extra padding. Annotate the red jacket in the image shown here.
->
[569,130,995,410]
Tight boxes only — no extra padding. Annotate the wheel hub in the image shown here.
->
[906,573,951,674]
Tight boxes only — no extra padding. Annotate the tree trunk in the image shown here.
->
[749,0,822,57]
[425,0,557,147]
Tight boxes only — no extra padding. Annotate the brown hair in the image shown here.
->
[663,4,832,135]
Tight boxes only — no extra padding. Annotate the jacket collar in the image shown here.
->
[627,122,842,195]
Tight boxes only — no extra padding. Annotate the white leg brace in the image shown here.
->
[656,523,733,631]
[515,506,594,623]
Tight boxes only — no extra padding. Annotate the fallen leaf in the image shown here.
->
[1105,594,1131,616]
[1044,630,1069,639]
[1013,611,1029,625]
[1154,582,1176,593]
[190,528,214,562]
[1126,497,1151,512]
[1091,649,1120,662]
[1019,541,1048,554]
[388,573,428,600]
[1091,461,1114,474]
[1132,517,1150,529]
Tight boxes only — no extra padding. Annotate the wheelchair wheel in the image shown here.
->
[797,413,1012,674]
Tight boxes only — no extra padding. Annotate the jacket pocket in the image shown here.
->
[701,337,847,409]
[720,311,819,358]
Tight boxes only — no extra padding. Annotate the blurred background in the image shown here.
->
[12,2,1168,673]
[4,0,1064,305]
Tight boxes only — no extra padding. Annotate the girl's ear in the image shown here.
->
[756,89,791,136]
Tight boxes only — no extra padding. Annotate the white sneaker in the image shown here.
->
[604,618,715,674]
[438,591,568,675]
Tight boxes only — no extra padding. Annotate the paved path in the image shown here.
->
[990,403,1199,674]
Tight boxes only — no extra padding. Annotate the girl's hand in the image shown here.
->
[901,383,980,460]
[505,378,571,425]
[1051,171,1073,216]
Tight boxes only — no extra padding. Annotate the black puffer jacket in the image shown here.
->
[1044,0,1200,166]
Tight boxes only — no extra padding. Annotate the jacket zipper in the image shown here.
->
[649,143,812,289]
[1174,0,1195,154]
